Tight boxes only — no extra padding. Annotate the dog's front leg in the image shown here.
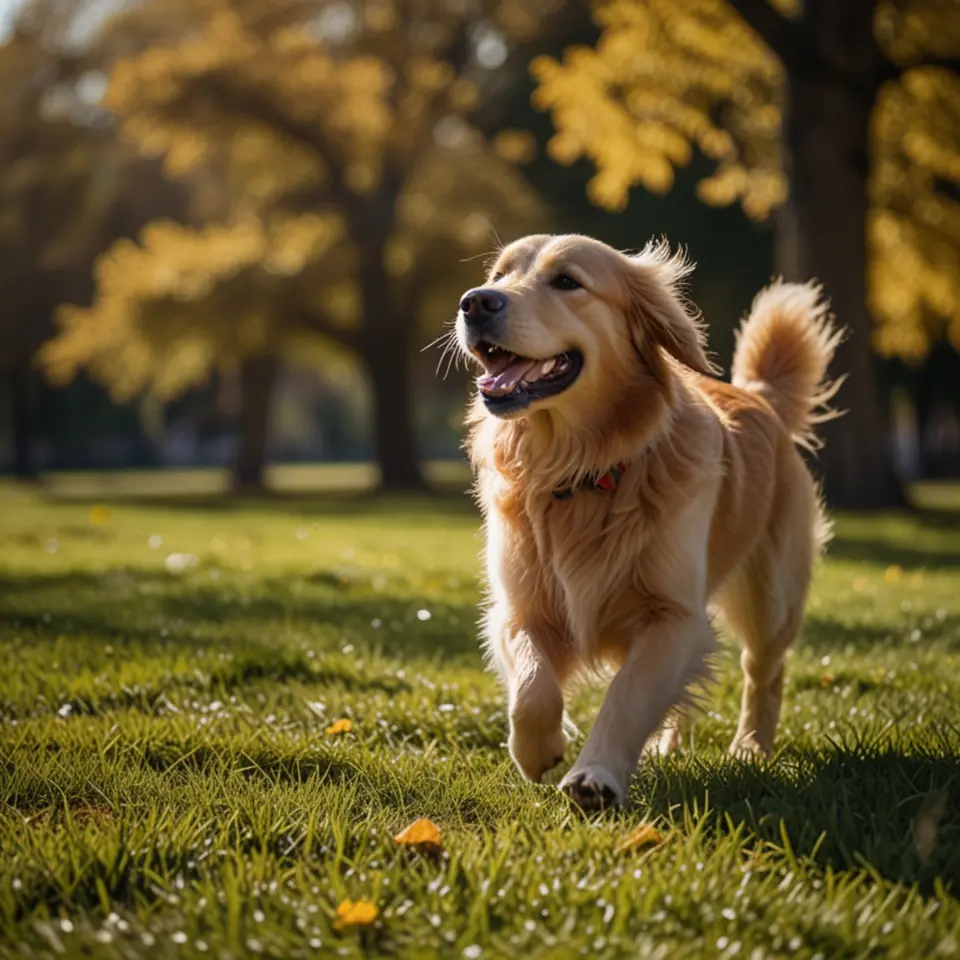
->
[488,611,569,783]
[560,613,715,810]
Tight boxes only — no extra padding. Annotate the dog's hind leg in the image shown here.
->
[719,484,816,757]
[643,712,689,756]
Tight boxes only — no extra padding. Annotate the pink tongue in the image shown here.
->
[478,357,539,397]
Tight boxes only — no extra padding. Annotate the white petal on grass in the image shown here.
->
[165,553,199,574]
[417,609,432,621]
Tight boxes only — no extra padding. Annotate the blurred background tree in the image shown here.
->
[533,0,960,507]
[0,1,188,479]
[0,0,958,503]
[39,0,553,491]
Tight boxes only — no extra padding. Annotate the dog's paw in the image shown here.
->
[729,733,771,760]
[645,724,683,757]
[559,765,625,811]
[509,725,566,784]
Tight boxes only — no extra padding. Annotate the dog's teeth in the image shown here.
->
[541,359,556,375]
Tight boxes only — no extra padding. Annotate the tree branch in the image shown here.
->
[877,54,960,85]
[297,308,358,350]
[725,0,803,64]
[190,71,358,214]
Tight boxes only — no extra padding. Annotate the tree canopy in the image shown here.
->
[532,0,960,360]
[40,0,553,488]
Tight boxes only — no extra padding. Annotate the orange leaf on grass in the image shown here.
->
[325,718,353,736]
[334,899,378,929]
[616,823,665,853]
[393,816,443,851]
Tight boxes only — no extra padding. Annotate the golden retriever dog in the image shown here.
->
[455,233,841,810]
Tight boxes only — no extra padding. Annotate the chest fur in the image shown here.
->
[492,487,661,657]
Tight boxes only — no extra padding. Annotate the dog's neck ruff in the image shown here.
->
[552,461,629,501]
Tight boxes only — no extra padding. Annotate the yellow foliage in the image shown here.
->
[534,0,960,360]
[492,129,537,165]
[870,65,960,357]
[42,213,346,401]
[40,0,547,400]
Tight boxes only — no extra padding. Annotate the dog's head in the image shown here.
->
[456,234,714,421]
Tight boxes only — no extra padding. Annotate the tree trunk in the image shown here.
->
[233,354,278,492]
[10,366,38,481]
[356,239,426,494]
[360,326,426,493]
[779,67,906,509]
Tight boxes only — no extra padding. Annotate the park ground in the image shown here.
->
[1,468,959,959]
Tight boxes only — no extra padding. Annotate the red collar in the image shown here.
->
[553,461,628,500]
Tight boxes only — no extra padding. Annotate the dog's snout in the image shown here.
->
[459,287,507,325]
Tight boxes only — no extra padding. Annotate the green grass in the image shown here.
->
[1,476,959,959]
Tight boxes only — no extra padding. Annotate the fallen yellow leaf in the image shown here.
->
[325,718,353,736]
[616,823,665,853]
[884,565,903,583]
[334,899,378,929]
[89,506,111,525]
[394,816,443,851]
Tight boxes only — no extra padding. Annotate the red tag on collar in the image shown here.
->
[554,461,628,500]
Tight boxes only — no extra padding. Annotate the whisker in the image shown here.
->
[436,333,459,378]
[421,330,451,353]
[443,346,459,380]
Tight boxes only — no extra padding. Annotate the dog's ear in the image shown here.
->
[624,241,718,378]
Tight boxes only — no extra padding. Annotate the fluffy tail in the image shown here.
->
[731,280,845,450]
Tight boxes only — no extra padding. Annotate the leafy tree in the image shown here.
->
[533,0,960,507]
[42,0,554,491]
[0,1,191,478]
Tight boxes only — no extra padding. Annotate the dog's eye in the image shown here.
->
[550,273,582,291]
[491,272,504,282]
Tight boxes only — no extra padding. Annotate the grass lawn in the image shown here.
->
[1,475,959,959]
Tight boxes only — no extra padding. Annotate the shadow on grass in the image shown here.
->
[800,612,960,653]
[639,740,960,894]
[0,570,482,662]
[31,487,481,519]
[828,537,960,570]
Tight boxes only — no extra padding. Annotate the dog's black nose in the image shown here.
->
[459,288,506,325]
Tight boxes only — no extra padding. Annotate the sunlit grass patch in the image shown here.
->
[1,479,958,958]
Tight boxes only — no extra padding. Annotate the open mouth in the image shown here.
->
[474,341,583,414]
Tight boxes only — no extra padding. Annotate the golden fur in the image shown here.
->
[456,233,842,809]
